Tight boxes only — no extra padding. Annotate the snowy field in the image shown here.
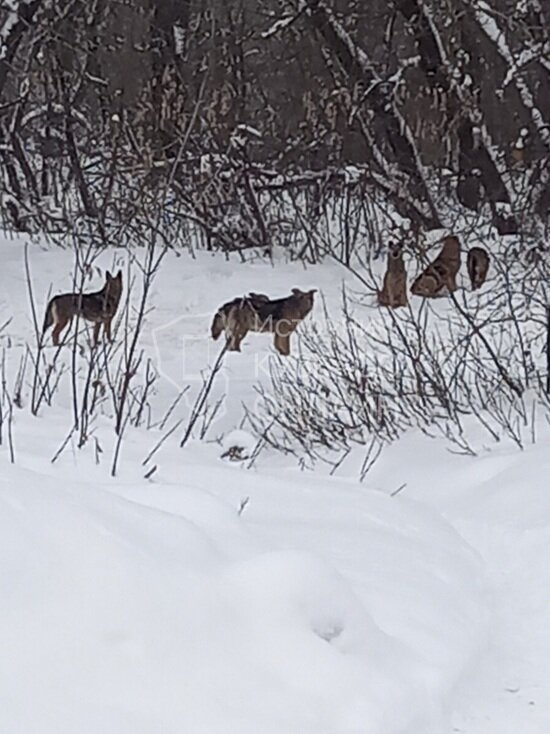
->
[1,232,549,733]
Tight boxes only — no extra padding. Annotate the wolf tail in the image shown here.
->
[42,299,55,334]
[211,311,224,340]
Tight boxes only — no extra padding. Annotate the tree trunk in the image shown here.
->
[0,0,43,97]
[394,0,518,234]
[300,0,441,230]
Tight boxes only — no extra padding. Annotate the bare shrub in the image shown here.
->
[248,243,550,475]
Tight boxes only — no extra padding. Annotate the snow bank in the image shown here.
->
[0,460,488,734]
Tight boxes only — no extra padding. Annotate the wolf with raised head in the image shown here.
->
[211,288,317,355]
[378,243,408,308]
[43,270,123,346]
[411,235,461,298]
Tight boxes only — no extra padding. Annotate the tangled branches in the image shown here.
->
[248,246,550,475]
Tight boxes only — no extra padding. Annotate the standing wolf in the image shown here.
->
[211,288,317,355]
[43,270,123,346]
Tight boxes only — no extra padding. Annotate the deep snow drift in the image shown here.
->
[0,459,490,734]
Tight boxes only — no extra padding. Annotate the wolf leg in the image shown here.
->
[234,329,248,351]
[397,283,408,307]
[52,315,71,346]
[446,275,458,293]
[274,333,290,356]
[103,319,113,343]
[226,329,237,351]
[227,328,245,351]
[377,289,389,306]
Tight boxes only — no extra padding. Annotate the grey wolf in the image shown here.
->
[411,235,461,297]
[211,288,317,355]
[377,244,408,308]
[43,270,123,346]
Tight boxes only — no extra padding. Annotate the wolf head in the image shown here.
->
[388,243,405,261]
[105,270,123,286]
[389,247,400,260]
[287,288,317,321]
[105,270,123,305]
[291,288,317,305]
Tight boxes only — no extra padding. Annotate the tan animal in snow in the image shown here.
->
[211,288,317,356]
[43,270,123,346]
[377,244,408,308]
[411,235,461,298]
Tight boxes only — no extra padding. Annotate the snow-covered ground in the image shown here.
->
[1,233,549,732]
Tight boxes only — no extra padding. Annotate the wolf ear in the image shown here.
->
[105,270,112,281]
[116,270,122,280]
[291,288,303,296]
[309,289,318,296]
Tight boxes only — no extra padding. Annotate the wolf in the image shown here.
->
[377,244,408,308]
[43,270,123,346]
[411,235,461,298]
[211,288,317,355]
[467,247,490,291]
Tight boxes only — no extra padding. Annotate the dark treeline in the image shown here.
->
[0,0,549,243]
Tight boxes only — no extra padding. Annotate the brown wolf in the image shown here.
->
[211,288,317,355]
[43,270,123,346]
[411,235,461,298]
[377,244,408,308]
[467,247,490,290]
